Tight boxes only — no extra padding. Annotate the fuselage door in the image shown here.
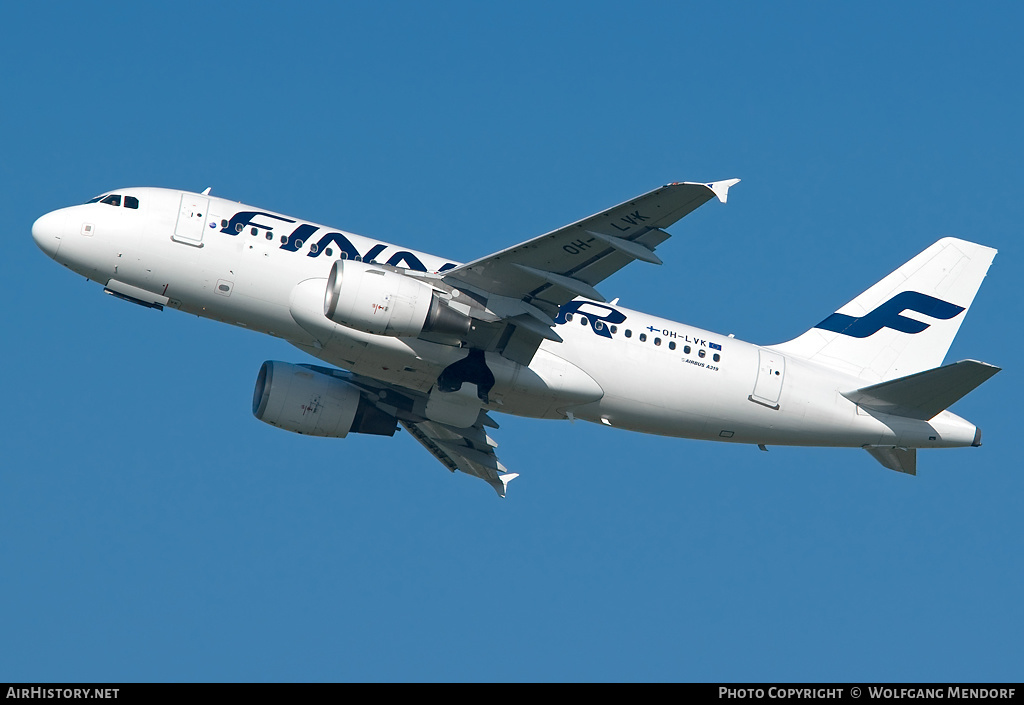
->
[750,349,786,409]
[173,193,210,246]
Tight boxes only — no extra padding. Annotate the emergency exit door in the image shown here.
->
[750,349,786,409]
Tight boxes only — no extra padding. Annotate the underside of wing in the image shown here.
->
[401,418,518,497]
[336,370,518,496]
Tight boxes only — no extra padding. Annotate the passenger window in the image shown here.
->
[251,227,258,236]
[565,313,573,322]
[235,223,244,233]
[580,316,588,326]
[684,345,691,354]
[101,194,121,207]
[669,341,676,350]
[625,329,631,338]
[221,219,228,228]
[266,233,273,241]
[713,353,721,362]
[610,325,617,334]
[639,333,647,342]
[310,243,318,254]
[654,337,662,346]
[325,248,333,256]
[698,349,706,358]
[123,196,139,209]
[595,321,604,331]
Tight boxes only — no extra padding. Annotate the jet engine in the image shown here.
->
[323,259,470,338]
[252,361,397,437]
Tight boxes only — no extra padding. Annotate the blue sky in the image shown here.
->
[2,2,1021,682]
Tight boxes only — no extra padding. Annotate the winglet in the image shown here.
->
[708,178,740,204]
[492,472,520,498]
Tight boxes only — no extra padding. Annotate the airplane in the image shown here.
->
[31,180,999,496]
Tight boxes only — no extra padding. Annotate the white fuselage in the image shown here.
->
[32,187,979,451]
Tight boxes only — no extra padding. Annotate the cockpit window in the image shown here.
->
[85,193,139,208]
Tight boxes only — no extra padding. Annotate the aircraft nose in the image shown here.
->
[32,210,65,259]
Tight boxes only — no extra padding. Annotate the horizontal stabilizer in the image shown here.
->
[864,446,917,475]
[843,359,1000,420]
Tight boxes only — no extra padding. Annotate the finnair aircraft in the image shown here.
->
[32,181,999,496]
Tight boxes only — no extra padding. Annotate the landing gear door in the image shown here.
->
[173,194,210,246]
[750,349,785,409]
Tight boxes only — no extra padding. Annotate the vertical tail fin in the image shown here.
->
[773,238,996,382]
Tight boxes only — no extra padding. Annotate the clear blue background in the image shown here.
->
[2,1,1020,682]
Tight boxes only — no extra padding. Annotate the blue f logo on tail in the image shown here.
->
[815,291,964,338]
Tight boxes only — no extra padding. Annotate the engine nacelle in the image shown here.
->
[252,361,397,438]
[323,259,470,338]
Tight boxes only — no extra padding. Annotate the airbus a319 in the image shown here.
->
[32,180,999,496]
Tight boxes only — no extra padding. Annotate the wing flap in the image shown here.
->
[587,230,663,264]
[511,263,607,302]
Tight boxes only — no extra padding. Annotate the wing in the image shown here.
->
[336,370,517,496]
[442,179,738,311]
[401,417,518,497]
[436,180,738,364]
